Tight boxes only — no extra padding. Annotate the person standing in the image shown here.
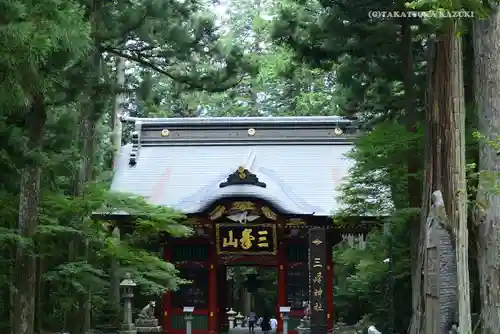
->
[260,315,271,334]
[248,311,257,334]
[270,316,278,331]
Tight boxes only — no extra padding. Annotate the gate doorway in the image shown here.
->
[162,199,346,334]
[222,266,278,331]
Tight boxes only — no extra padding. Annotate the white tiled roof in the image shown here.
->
[110,116,358,216]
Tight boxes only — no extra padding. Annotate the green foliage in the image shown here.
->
[334,212,412,332]
[0,0,250,331]
[0,0,91,109]
[339,121,424,216]
[269,0,427,328]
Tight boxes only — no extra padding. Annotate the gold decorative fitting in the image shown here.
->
[231,201,256,212]
[209,205,226,220]
[262,206,278,220]
[161,129,170,137]
[333,127,343,136]
[237,166,247,179]
[248,128,256,136]
[286,218,306,226]
[312,239,323,245]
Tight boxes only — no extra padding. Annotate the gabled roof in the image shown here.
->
[110,116,360,216]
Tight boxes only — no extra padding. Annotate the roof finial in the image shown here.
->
[244,149,256,170]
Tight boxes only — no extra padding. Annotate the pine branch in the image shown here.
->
[103,47,245,92]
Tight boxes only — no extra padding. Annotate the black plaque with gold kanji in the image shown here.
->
[216,223,277,255]
[309,227,327,334]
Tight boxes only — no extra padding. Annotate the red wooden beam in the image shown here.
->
[208,249,218,334]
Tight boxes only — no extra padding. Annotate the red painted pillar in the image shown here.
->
[277,240,286,333]
[326,241,334,329]
[208,247,218,334]
[163,241,172,334]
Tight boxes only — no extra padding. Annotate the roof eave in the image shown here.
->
[121,115,358,127]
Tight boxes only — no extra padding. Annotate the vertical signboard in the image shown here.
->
[309,227,327,334]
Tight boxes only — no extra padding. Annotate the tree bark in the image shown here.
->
[448,21,471,334]
[423,190,457,334]
[473,7,500,334]
[12,94,47,334]
[415,20,471,333]
[408,35,436,334]
[110,57,125,315]
[402,14,424,334]
[112,57,125,164]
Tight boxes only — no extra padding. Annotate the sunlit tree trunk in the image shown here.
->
[112,57,125,164]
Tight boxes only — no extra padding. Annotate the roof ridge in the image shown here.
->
[121,115,359,127]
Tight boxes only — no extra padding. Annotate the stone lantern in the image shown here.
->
[120,273,137,334]
[183,306,195,334]
[280,306,291,334]
[235,312,245,328]
[226,308,237,329]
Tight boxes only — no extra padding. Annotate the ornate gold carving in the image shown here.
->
[261,206,277,220]
[237,166,247,179]
[209,205,226,220]
[286,218,306,226]
[231,201,256,212]
[219,167,267,188]
[312,239,323,245]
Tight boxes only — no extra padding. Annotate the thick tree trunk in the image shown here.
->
[402,15,424,334]
[12,94,47,334]
[415,20,471,333]
[110,57,124,317]
[68,44,101,332]
[448,22,471,334]
[409,35,436,334]
[472,7,500,334]
[423,190,457,334]
[112,57,125,164]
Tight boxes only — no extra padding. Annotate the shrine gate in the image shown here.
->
[106,116,375,334]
